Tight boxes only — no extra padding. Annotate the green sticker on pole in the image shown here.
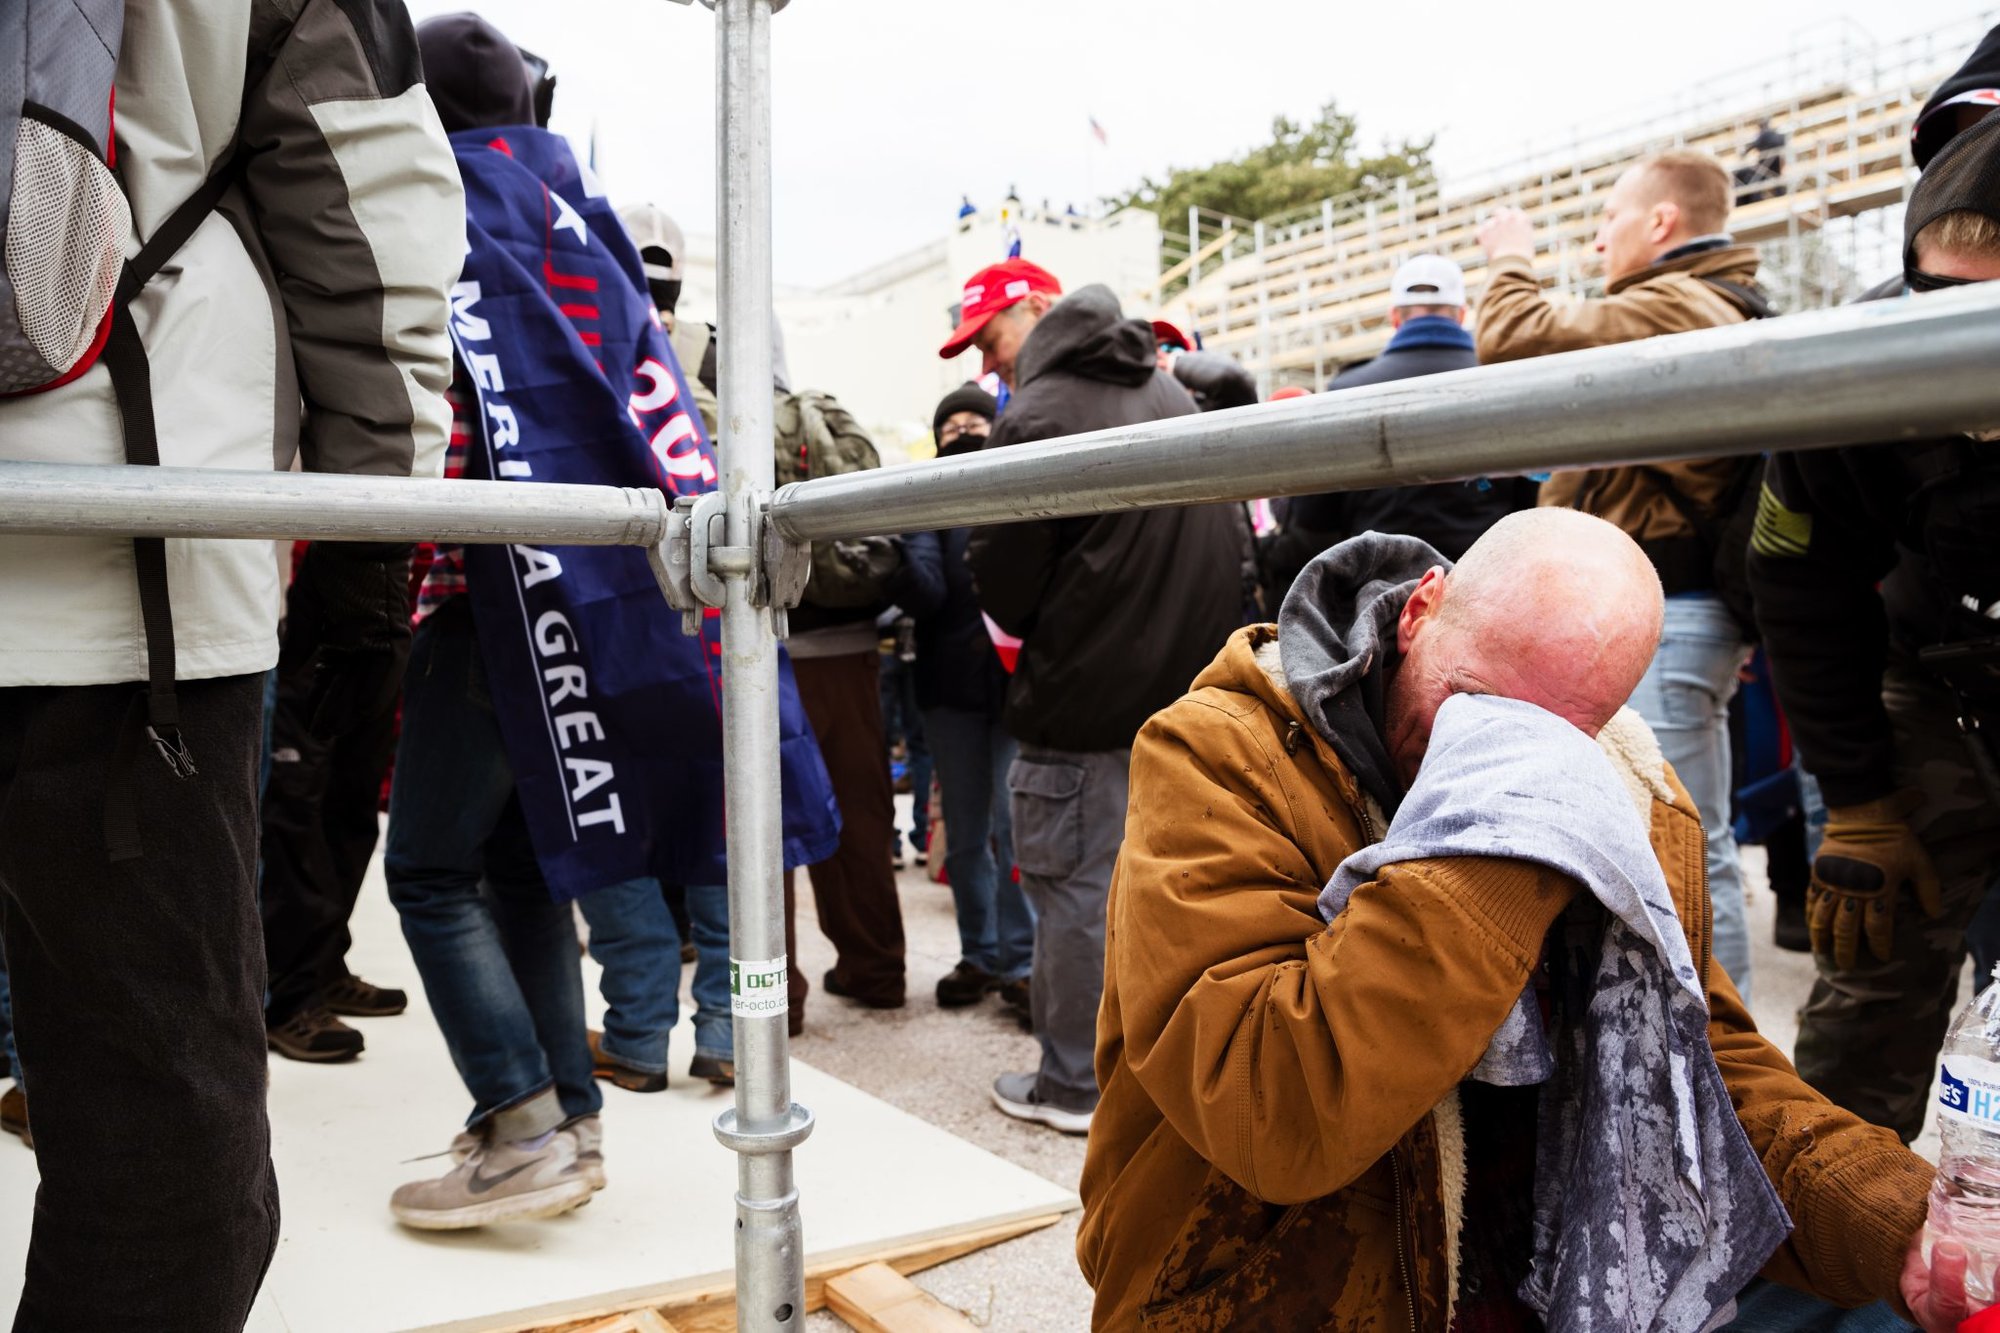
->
[730,955,789,1017]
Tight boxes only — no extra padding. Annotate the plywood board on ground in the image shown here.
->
[0,860,1076,1332]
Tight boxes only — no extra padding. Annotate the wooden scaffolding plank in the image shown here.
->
[520,1210,1066,1333]
[823,1264,976,1333]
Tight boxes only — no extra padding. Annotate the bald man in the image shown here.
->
[1474,149,1772,1005]
[1077,516,1966,1330]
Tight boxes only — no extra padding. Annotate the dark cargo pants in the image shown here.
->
[790,650,907,1008]
[1794,662,2000,1142]
[0,676,280,1331]
[1009,745,1131,1113]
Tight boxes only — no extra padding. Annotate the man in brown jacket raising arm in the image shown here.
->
[1473,151,1768,1007]
[1079,510,1967,1331]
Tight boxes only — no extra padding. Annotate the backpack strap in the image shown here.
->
[1697,275,1777,321]
[99,153,243,859]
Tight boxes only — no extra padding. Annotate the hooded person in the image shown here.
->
[259,16,540,1066]
[1079,513,1958,1330]
[1747,111,2000,1146]
[383,13,838,1229]
[1914,24,2000,172]
[946,267,1251,1134]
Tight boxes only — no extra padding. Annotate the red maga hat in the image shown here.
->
[1150,319,1196,351]
[939,259,1062,359]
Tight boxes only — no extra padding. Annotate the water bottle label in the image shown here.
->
[1939,1055,2000,1125]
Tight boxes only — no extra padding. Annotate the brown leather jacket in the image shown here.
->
[1474,246,1766,586]
[1077,625,1933,1330]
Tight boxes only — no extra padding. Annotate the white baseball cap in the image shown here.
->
[1390,254,1467,309]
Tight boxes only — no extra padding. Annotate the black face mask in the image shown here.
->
[649,278,683,316]
[938,428,990,456]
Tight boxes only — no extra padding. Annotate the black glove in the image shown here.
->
[287,542,414,739]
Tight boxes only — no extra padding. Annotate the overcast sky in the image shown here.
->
[405,0,1996,289]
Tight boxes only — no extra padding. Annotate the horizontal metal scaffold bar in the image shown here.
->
[0,466,668,546]
[1,283,1997,549]
[765,281,2000,543]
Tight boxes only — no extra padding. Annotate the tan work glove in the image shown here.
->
[1808,791,1944,970]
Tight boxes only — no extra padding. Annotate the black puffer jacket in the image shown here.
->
[885,465,1010,719]
[967,286,1250,752]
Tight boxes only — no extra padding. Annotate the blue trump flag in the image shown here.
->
[446,125,839,901]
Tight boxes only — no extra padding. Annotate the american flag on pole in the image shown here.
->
[1089,115,1108,146]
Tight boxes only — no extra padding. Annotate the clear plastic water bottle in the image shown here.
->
[1924,963,2000,1305]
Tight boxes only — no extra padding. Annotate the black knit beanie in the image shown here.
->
[1905,112,2000,276]
[933,382,998,444]
[417,13,536,135]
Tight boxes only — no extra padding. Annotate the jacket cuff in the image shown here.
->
[1421,856,1577,963]
[1815,770,1900,810]
[1804,1147,1932,1306]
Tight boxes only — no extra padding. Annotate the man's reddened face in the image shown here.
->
[1383,567,1452,787]
[974,297,1044,389]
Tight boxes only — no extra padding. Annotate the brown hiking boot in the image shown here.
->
[587,1029,667,1093]
[2,1085,31,1151]
[267,1007,365,1063]
[322,975,408,1018]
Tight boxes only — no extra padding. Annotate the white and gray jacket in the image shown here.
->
[0,0,463,687]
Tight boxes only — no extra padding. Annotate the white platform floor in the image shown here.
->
[0,863,1075,1333]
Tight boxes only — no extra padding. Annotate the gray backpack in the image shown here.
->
[0,0,130,395]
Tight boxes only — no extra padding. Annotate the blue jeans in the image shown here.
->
[927,708,1034,979]
[384,602,600,1136]
[1628,594,1753,998]
[0,956,16,1086]
[579,878,731,1072]
[1724,1279,1912,1331]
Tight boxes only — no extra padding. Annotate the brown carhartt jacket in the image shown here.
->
[1077,625,1934,1330]
[1474,247,1765,585]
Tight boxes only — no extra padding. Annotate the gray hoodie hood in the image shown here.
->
[1278,533,1450,817]
[1015,284,1159,391]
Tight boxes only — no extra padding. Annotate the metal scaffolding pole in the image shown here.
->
[709,1,811,1329]
[7,286,2000,555]
[766,283,2000,544]
[0,465,668,543]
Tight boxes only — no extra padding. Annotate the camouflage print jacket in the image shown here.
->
[1077,625,1934,1330]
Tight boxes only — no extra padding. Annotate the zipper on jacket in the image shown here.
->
[1391,1148,1419,1332]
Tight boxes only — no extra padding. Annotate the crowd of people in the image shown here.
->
[0,2,1998,1329]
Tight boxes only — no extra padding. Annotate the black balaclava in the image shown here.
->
[931,383,997,455]
[416,13,536,134]
[1905,112,2000,281]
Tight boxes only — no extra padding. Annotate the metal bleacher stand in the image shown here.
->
[3,4,2000,1329]
[1159,10,2000,395]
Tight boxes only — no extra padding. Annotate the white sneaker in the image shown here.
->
[391,1129,594,1230]
[564,1114,606,1192]
[990,1072,1092,1135]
